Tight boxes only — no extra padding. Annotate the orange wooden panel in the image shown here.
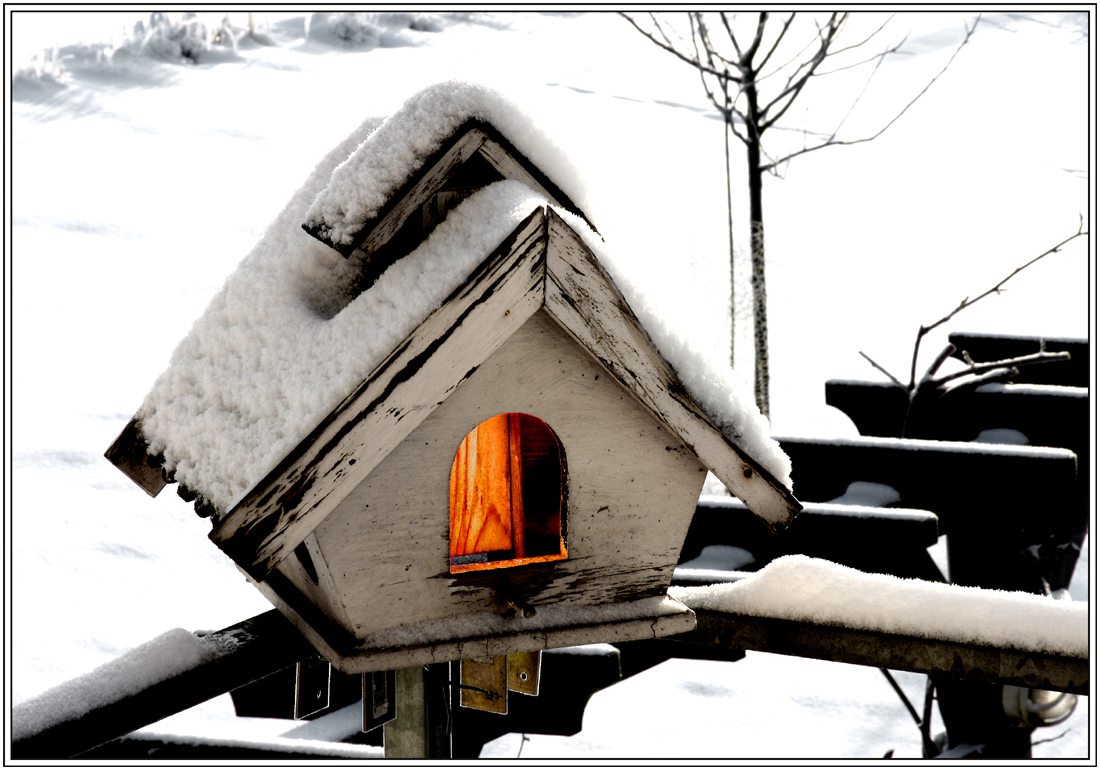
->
[450,414,513,557]
[508,413,525,558]
[449,413,567,572]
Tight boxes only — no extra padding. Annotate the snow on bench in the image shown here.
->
[670,554,1087,694]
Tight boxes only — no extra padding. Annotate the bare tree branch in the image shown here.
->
[859,350,906,388]
[755,12,796,73]
[818,13,896,61]
[619,13,742,82]
[906,220,1087,388]
[823,36,904,143]
[741,12,770,66]
[815,33,908,78]
[762,13,980,172]
[933,349,1071,388]
[760,15,844,131]
[920,343,958,384]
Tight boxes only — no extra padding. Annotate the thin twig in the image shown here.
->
[859,350,904,387]
[763,13,979,172]
[907,221,1087,389]
[931,349,1071,388]
[940,366,1017,395]
[620,13,742,81]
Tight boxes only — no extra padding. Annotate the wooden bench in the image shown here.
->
[773,436,1079,593]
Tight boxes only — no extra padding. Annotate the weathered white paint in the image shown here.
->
[252,582,696,675]
[310,308,707,641]
[277,532,354,633]
[543,209,800,530]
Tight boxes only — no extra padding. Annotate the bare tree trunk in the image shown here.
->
[623,10,980,421]
[725,112,736,370]
[744,82,769,417]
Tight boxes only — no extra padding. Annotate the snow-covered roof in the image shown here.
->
[302,80,592,249]
[135,81,791,515]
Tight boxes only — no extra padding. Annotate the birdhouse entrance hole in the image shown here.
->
[449,413,567,573]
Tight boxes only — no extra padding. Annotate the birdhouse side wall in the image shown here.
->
[306,309,707,638]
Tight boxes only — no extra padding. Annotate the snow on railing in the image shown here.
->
[671,554,1087,657]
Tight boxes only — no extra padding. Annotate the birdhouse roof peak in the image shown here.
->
[302,80,593,253]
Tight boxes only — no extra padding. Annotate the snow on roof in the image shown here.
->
[559,206,790,488]
[303,80,592,247]
[670,555,1087,657]
[139,81,789,514]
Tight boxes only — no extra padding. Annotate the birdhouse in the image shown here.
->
[106,82,800,676]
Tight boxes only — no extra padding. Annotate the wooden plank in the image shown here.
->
[508,412,526,558]
[476,135,589,228]
[11,610,316,760]
[211,207,549,581]
[774,436,1077,532]
[680,609,1088,696]
[263,592,697,675]
[677,497,943,586]
[103,416,167,498]
[450,414,515,559]
[542,208,800,532]
[825,378,1088,452]
[384,664,451,758]
[277,532,354,633]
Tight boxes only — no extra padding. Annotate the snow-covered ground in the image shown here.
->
[8,9,1092,760]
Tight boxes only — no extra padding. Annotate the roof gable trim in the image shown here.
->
[542,209,801,531]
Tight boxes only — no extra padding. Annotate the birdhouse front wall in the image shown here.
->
[277,308,708,640]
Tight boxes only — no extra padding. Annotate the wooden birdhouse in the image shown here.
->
[106,82,800,679]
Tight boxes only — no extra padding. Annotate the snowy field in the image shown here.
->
[7,9,1092,760]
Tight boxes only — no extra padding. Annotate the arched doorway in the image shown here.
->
[449,413,567,573]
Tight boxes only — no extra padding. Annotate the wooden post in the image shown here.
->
[384,663,451,758]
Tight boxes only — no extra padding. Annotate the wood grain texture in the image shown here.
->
[276,532,353,632]
[477,137,579,220]
[450,413,515,558]
[448,412,567,572]
[541,208,801,532]
[313,308,708,638]
[212,208,549,580]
